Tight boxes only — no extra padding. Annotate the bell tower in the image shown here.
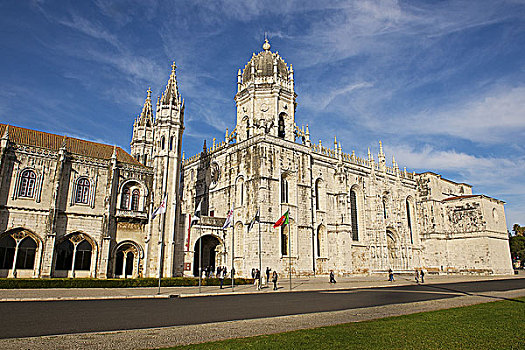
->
[234,39,297,143]
[148,62,185,278]
[130,88,154,166]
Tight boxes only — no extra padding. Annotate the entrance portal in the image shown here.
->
[193,235,221,277]
[386,229,401,270]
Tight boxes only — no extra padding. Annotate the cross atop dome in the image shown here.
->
[263,38,271,51]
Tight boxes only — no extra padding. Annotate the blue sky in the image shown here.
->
[1,0,524,230]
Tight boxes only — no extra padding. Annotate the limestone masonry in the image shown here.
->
[0,40,513,279]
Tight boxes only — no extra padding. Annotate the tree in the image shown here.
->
[509,235,525,263]
[512,224,525,236]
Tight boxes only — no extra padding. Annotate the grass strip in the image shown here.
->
[164,297,525,350]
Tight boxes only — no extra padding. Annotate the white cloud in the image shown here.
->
[379,85,525,144]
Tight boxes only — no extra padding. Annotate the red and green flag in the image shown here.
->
[273,210,289,228]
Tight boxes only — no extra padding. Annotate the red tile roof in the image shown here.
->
[442,195,480,202]
[0,124,143,166]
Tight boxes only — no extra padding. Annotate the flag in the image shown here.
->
[248,208,260,232]
[222,206,233,229]
[151,195,167,219]
[190,199,202,227]
[273,210,289,228]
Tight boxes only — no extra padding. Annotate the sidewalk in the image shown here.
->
[1,272,523,302]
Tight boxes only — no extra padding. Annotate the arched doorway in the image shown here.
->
[113,241,141,278]
[193,235,221,277]
[54,233,94,278]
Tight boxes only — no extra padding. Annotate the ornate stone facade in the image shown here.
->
[0,40,513,279]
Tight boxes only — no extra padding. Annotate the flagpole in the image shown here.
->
[289,218,292,291]
[231,203,235,291]
[258,207,261,287]
[198,224,202,293]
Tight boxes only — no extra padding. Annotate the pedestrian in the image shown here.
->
[388,268,394,282]
[251,268,255,279]
[266,267,271,285]
[219,268,224,289]
[272,271,278,290]
[255,269,261,290]
[415,269,420,283]
[329,270,336,283]
[420,269,425,283]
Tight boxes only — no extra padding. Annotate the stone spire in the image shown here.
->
[138,88,154,126]
[1,125,9,140]
[378,140,386,168]
[161,61,179,105]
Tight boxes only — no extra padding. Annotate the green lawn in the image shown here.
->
[163,297,525,350]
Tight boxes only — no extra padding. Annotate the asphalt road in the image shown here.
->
[1,278,523,339]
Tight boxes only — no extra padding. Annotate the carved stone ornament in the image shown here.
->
[260,103,269,112]
[209,162,220,189]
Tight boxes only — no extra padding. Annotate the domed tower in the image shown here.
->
[235,39,296,143]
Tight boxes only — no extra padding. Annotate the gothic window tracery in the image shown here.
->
[75,177,90,204]
[278,113,286,139]
[281,225,288,255]
[18,169,36,198]
[350,189,359,241]
[281,176,289,203]
[121,187,130,210]
[131,189,140,211]
[406,199,413,244]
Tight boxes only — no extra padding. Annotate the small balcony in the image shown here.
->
[116,209,148,221]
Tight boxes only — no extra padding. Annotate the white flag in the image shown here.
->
[222,206,233,229]
[151,195,167,219]
[190,200,202,227]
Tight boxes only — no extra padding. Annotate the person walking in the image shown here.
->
[255,269,261,291]
[219,267,224,289]
[415,269,420,283]
[266,267,271,285]
[420,269,425,283]
[388,268,394,282]
[329,270,336,283]
[272,271,278,290]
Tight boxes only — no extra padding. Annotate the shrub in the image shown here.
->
[0,277,254,289]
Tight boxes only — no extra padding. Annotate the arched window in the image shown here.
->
[16,237,37,269]
[406,199,413,244]
[161,136,165,150]
[121,187,130,210]
[75,178,90,204]
[281,176,289,203]
[246,120,250,139]
[131,189,140,211]
[281,225,288,255]
[19,169,36,198]
[350,189,359,241]
[143,154,148,165]
[382,197,387,220]
[169,136,174,151]
[315,179,321,210]
[74,240,92,271]
[236,177,244,206]
[55,239,74,271]
[278,113,285,138]
[0,235,16,269]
